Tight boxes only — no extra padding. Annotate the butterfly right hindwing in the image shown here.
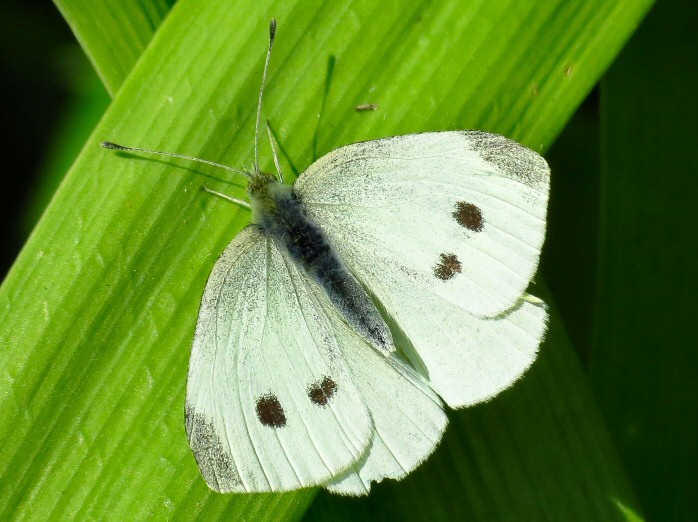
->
[294,131,550,408]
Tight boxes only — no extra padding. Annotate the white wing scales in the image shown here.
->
[186,226,373,493]
[186,226,448,493]
[296,131,549,318]
[186,131,549,494]
[296,131,550,408]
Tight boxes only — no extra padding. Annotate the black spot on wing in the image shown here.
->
[434,253,462,281]
[185,406,241,490]
[308,377,338,407]
[255,393,287,428]
[453,201,484,232]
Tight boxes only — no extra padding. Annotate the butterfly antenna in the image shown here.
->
[101,142,250,179]
[254,18,277,175]
[265,119,284,183]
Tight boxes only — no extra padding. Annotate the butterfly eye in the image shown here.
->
[255,393,287,428]
[307,376,338,407]
[433,253,462,281]
[452,201,484,232]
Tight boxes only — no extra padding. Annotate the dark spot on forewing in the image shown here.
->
[308,377,338,407]
[256,393,287,428]
[434,253,462,281]
[453,201,484,232]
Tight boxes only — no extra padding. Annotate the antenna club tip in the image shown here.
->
[101,141,127,150]
[269,19,277,40]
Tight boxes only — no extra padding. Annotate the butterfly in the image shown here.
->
[103,19,549,495]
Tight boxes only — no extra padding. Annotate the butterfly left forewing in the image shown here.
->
[186,226,373,493]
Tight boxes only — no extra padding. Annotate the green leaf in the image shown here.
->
[53,0,172,95]
[305,287,642,520]
[593,0,698,520]
[1,0,654,519]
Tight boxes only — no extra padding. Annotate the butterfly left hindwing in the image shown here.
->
[315,318,448,495]
[185,226,447,493]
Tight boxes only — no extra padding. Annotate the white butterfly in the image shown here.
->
[104,19,549,496]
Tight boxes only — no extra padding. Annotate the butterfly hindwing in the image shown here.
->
[185,226,373,493]
[323,351,447,495]
[378,288,548,408]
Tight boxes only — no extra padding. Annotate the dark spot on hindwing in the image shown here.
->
[434,253,462,281]
[308,376,338,407]
[453,201,484,232]
[255,393,287,428]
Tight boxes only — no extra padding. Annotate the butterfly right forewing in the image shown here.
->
[295,131,549,318]
[294,131,550,408]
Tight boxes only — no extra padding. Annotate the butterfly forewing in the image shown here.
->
[185,226,373,493]
[295,131,549,318]
[295,131,550,408]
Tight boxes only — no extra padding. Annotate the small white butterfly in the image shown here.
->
[103,19,549,496]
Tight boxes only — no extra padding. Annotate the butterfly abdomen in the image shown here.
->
[252,179,393,351]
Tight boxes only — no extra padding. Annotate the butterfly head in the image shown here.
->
[248,169,291,225]
[247,169,280,200]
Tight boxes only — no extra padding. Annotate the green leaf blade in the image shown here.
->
[53,0,171,95]
[2,0,654,519]
[594,1,698,520]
